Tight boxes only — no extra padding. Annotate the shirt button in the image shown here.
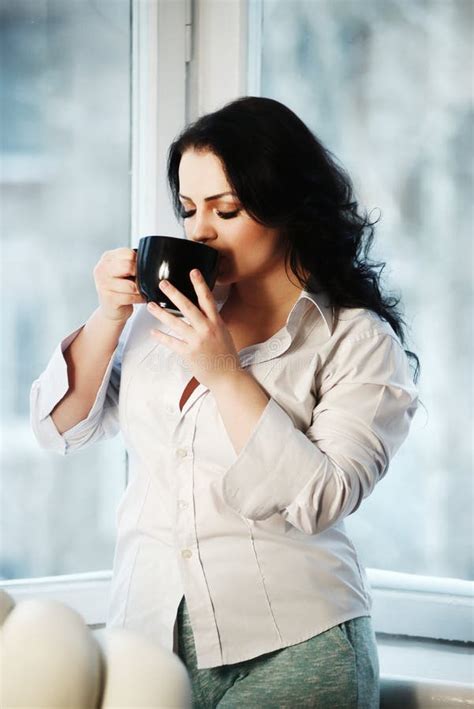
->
[176,448,188,458]
[178,500,188,509]
[181,549,192,559]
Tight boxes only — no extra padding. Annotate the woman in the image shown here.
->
[31,96,419,708]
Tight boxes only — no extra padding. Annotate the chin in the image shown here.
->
[214,272,231,285]
[213,261,238,287]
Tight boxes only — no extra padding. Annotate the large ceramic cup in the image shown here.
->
[134,235,220,316]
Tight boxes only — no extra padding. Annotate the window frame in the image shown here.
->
[131,0,188,241]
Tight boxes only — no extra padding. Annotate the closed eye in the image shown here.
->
[180,209,196,219]
[179,208,241,220]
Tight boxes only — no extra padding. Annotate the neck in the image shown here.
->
[224,267,305,321]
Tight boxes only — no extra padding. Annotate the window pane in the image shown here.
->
[0,0,131,579]
[258,0,472,580]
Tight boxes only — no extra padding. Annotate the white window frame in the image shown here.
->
[2,0,472,659]
[131,0,188,241]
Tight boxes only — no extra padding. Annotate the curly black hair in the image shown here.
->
[167,96,420,382]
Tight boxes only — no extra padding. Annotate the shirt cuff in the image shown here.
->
[221,397,322,520]
[30,324,120,453]
[35,325,84,421]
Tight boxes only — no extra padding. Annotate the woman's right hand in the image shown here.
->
[93,247,146,323]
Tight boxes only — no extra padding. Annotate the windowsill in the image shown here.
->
[377,632,473,682]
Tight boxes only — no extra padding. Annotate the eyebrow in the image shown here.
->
[178,191,237,202]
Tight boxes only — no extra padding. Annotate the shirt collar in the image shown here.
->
[293,288,334,338]
[211,281,334,339]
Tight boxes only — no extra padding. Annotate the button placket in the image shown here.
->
[171,394,224,663]
[173,409,199,564]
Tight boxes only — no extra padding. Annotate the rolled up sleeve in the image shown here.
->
[30,326,122,456]
[221,332,419,535]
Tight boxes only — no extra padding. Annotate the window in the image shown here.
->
[1,0,189,585]
[2,1,471,657]
[0,0,131,579]
[253,0,472,583]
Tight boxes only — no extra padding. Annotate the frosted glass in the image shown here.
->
[259,0,473,580]
[0,1,131,579]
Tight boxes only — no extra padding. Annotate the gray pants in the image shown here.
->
[176,596,380,708]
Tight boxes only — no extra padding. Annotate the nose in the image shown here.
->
[188,209,217,245]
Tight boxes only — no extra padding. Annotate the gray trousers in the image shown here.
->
[176,596,380,708]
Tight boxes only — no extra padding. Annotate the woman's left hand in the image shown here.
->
[147,269,241,389]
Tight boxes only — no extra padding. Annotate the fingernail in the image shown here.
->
[160,280,169,289]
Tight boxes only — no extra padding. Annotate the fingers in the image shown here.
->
[94,248,143,321]
[94,252,138,288]
[103,247,137,261]
[97,249,137,277]
[102,290,146,305]
[96,268,140,295]
[106,257,137,279]
[106,279,141,295]
[159,270,219,323]
[147,301,192,334]
[190,269,220,319]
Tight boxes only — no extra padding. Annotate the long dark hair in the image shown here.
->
[167,96,420,382]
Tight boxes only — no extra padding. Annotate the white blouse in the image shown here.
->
[30,282,418,669]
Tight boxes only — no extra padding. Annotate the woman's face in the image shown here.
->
[178,149,286,286]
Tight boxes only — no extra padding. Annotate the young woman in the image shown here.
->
[31,96,419,708]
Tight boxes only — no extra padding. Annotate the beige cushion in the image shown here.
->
[1,598,102,708]
[101,627,192,708]
[0,592,192,708]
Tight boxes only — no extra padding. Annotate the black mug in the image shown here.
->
[133,235,220,316]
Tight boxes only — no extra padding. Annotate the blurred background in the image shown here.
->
[1,0,130,579]
[1,0,472,582]
[256,0,473,581]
